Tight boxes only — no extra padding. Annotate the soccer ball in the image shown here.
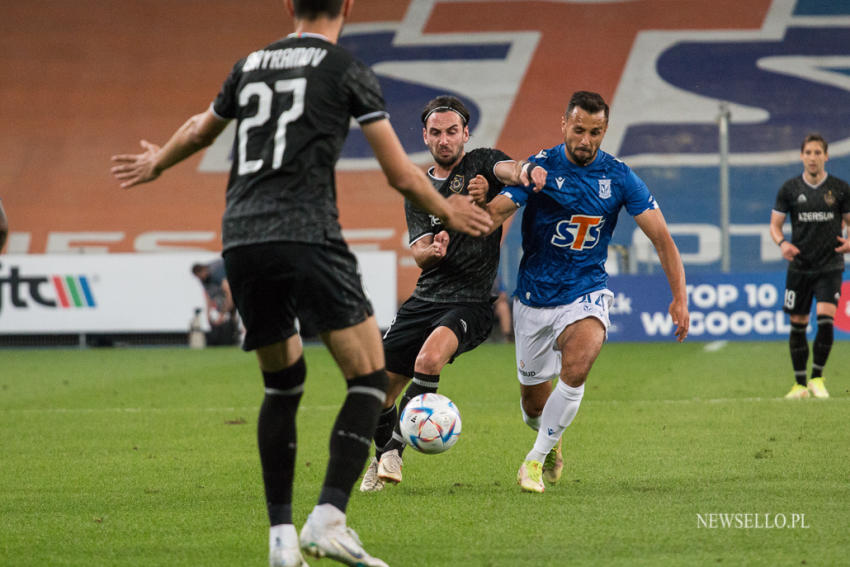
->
[399,393,462,454]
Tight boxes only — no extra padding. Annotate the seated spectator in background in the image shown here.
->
[0,198,8,252]
[192,259,241,346]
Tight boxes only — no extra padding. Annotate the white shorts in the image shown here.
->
[512,290,614,386]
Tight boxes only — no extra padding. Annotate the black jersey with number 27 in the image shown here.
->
[212,34,388,251]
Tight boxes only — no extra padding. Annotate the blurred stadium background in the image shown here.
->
[3,0,850,345]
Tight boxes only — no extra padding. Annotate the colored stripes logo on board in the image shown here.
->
[0,263,97,315]
[51,275,96,308]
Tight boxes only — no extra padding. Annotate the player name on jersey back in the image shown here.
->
[243,47,328,72]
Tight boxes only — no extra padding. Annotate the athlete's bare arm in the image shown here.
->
[362,119,491,237]
[634,208,689,342]
[468,161,547,206]
[111,109,228,188]
[494,160,547,192]
[483,194,520,234]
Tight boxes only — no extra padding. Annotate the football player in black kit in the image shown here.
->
[357,95,547,492]
[110,1,493,566]
[770,133,850,400]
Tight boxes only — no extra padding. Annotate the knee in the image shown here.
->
[414,349,445,375]
[521,394,546,418]
[562,374,588,389]
[561,360,591,388]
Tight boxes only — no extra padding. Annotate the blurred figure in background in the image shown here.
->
[770,133,850,400]
[0,198,8,252]
[192,259,241,346]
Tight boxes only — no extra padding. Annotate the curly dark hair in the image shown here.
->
[420,95,471,126]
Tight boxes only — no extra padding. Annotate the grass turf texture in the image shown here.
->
[1,342,848,566]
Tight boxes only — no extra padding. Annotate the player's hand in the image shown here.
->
[835,235,850,254]
[110,140,162,188]
[521,163,548,193]
[444,194,493,237]
[467,174,489,206]
[779,240,800,262]
[669,298,689,342]
[431,231,449,258]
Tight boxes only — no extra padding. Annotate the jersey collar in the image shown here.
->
[287,32,331,42]
[801,172,828,189]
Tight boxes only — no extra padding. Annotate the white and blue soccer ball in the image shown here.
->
[399,393,462,454]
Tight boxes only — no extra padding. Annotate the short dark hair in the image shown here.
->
[292,0,344,19]
[566,91,609,121]
[420,95,470,127]
[801,133,828,153]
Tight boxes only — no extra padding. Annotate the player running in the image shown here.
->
[359,95,546,491]
[482,91,689,493]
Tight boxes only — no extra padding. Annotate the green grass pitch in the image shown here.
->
[1,341,848,566]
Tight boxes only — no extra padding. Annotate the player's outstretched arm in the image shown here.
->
[635,208,689,342]
[483,194,520,236]
[111,109,228,189]
[493,160,548,192]
[361,119,492,236]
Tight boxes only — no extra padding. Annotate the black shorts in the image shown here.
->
[783,269,842,315]
[383,296,494,378]
[224,241,373,351]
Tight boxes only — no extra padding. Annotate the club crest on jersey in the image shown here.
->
[598,179,612,199]
[449,175,465,193]
[825,191,835,207]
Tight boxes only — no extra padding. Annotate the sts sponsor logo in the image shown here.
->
[551,215,604,250]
